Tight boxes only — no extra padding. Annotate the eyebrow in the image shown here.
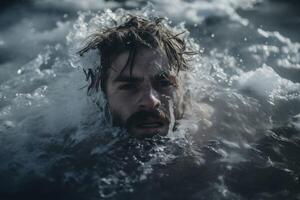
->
[114,74,144,82]
[154,71,171,80]
[114,71,177,83]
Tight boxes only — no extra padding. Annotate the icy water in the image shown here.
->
[0,0,300,200]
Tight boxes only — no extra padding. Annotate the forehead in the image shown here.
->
[109,48,172,77]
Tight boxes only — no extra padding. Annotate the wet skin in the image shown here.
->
[105,48,180,138]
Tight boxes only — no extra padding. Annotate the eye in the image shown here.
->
[118,83,138,90]
[155,74,178,89]
[159,79,173,87]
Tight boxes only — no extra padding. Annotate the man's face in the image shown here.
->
[105,48,181,138]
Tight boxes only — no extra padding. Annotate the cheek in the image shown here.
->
[161,88,178,104]
[172,89,184,119]
[161,90,181,117]
[107,94,134,124]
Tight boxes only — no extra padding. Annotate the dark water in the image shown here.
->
[0,0,300,199]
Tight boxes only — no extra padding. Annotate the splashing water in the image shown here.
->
[0,1,300,199]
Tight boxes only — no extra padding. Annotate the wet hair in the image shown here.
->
[78,15,192,94]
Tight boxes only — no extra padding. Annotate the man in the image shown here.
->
[79,15,192,138]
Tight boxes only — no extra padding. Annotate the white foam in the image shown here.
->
[152,0,260,25]
[292,113,300,131]
[34,0,119,10]
[256,28,300,70]
[232,64,300,103]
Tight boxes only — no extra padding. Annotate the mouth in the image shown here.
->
[129,119,167,138]
[125,111,170,138]
[136,121,164,129]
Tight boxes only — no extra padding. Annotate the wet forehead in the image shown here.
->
[110,48,172,78]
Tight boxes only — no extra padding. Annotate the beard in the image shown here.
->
[125,109,170,129]
[125,109,170,138]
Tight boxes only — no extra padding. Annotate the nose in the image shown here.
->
[138,87,161,110]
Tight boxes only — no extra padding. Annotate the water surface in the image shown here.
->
[0,0,300,199]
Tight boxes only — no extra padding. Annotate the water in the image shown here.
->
[0,0,300,199]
